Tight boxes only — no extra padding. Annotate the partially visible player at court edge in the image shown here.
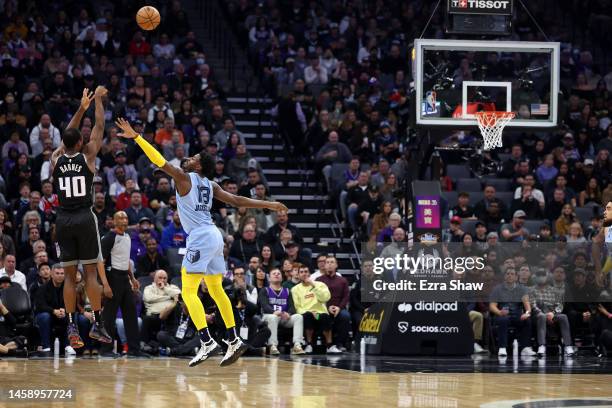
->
[115,117,289,366]
[50,86,113,348]
[592,200,612,289]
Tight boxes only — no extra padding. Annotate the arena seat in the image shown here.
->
[446,165,471,180]
[523,220,546,234]
[495,192,514,204]
[0,285,33,337]
[166,248,185,277]
[442,191,459,209]
[482,178,513,192]
[137,276,153,294]
[575,206,598,224]
[456,178,483,192]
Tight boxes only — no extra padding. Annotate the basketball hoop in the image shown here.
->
[475,111,515,151]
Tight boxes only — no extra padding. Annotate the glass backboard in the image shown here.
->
[414,39,560,128]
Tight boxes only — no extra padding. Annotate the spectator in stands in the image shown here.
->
[344,171,370,233]
[316,256,350,352]
[142,270,181,347]
[500,144,524,178]
[128,31,151,57]
[565,268,598,337]
[115,178,143,211]
[35,264,87,356]
[126,195,156,228]
[28,262,50,309]
[148,177,174,212]
[20,246,50,285]
[315,131,352,188]
[547,188,569,222]
[501,210,530,242]
[489,268,536,357]
[579,177,602,207]
[282,263,303,290]
[148,95,174,124]
[304,53,328,85]
[510,185,544,219]
[238,169,268,198]
[555,204,577,237]
[474,185,508,221]
[443,216,465,243]
[214,118,245,150]
[136,237,169,279]
[547,175,577,208]
[291,266,338,354]
[160,211,187,251]
[530,272,576,357]
[0,254,26,292]
[259,245,278,273]
[260,268,305,355]
[263,210,303,245]
[452,192,476,219]
[227,144,255,184]
[230,224,262,265]
[105,150,138,186]
[376,123,399,162]
[356,185,383,237]
[17,227,42,262]
[29,114,61,157]
[310,255,327,281]
[156,294,199,357]
[280,240,310,267]
[155,195,178,231]
[371,159,391,188]
[370,201,393,240]
[155,118,184,147]
[377,213,404,243]
[232,266,258,305]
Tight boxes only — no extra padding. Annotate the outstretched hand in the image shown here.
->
[80,88,94,110]
[94,85,108,98]
[115,118,139,139]
[268,201,289,212]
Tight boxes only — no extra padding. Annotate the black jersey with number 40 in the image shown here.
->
[52,153,94,210]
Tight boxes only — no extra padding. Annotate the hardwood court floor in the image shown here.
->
[1,357,612,407]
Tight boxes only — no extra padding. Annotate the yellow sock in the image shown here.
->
[180,268,207,330]
[203,274,236,328]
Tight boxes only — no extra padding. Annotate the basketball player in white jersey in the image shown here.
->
[115,118,288,367]
[592,201,612,288]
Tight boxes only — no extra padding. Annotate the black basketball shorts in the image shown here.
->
[55,207,101,267]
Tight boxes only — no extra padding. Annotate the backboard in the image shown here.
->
[414,39,560,128]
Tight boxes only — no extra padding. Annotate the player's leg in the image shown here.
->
[181,268,221,367]
[203,272,248,366]
[57,214,85,349]
[82,263,111,343]
[78,210,112,343]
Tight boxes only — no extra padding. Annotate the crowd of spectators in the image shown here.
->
[217,0,612,355]
[0,0,367,357]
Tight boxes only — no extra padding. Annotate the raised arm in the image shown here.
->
[115,117,191,195]
[212,181,288,212]
[50,143,65,170]
[67,88,94,131]
[84,86,108,165]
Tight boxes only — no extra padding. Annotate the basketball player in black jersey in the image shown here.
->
[50,87,112,348]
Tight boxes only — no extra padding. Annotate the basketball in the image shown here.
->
[136,6,160,31]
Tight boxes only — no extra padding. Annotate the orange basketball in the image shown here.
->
[136,6,160,31]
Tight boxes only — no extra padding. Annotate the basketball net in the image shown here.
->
[475,111,515,151]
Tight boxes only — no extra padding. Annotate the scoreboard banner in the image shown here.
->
[448,0,514,15]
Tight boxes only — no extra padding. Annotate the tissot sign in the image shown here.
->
[448,0,514,15]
